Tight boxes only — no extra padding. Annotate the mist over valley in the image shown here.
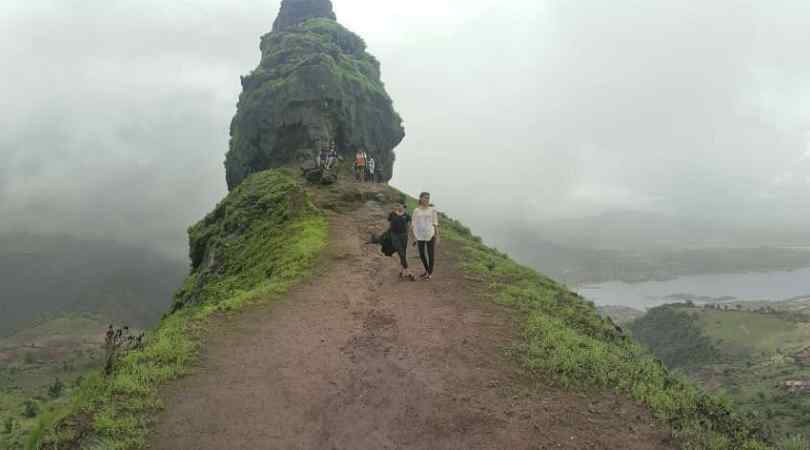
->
[2,0,810,448]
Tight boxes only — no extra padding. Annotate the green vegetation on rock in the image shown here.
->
[13,170,327,450]
[226,14,404,189]
[175,169,327,312]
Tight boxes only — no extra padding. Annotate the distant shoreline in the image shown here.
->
[571,263,810,288]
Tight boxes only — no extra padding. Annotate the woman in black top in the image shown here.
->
[388,203,415,280]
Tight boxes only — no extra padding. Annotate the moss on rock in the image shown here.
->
[225,13,405,190]
[174,170,326,310]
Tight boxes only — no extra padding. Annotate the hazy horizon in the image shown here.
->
[2,0,810,258]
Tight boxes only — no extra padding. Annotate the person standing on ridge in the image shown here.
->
[388,203,415,281]
[326,142,337,169]
[354,150,366,181]
[319,145,329,168]
[412,192,439,280]
[367,156,376,183]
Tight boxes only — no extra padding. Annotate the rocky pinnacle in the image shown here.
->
[272,0,337,31]
[225,0,404,190]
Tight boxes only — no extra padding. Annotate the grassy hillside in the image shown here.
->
[631,304,810,446]
[12,170,327,450]
[11,171,787,449]
[628,305,721,369]
[0,314,109,450]
[0,314,108,391]
[405,198,775,449]
[598,305,646,325]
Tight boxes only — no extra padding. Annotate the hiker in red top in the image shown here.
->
[354,150,366,182]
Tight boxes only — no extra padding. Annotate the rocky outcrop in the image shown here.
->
[273,0,336,32]
[225,1,405,190]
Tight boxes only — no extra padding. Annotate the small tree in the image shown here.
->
[104,325,145,375]
[48,378,65,399]
[2,417,14,434]
[22,400,38,418]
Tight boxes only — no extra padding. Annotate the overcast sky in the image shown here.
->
[1,0,809,258]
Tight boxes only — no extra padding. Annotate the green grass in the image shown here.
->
[12,178,793,449]
[632,303,810,442]
[436,212,773,450]
[0,391,33,449]
[0,314,109,448]
[697,310,810,354]
[20,170,328,450]
[629,306,721,369]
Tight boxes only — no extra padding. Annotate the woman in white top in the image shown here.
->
[411,192,439,280]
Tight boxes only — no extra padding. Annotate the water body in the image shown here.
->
[578,266,810,310]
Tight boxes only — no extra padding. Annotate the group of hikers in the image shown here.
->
[318,141,437,280]
[316,143,380,183]
[385,192,439,281]
[353,150,379,183]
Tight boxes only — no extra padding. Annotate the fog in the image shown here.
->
[2,0,810,259]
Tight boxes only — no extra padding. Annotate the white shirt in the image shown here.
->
[412,206,438,241]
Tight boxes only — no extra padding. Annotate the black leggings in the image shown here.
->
[417,238,436,275]
[392,233,409,269]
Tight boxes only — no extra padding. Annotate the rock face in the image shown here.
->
[273,0,336,32]
[225,0,405,190]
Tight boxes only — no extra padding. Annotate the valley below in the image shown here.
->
[595,292,810,443]
[0,314,114,448]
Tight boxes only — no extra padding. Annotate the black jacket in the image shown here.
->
[379,230,397,257]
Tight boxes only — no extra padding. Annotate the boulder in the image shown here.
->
[225,1,405,190]
[301,161,323,183]
[320,170,338,185]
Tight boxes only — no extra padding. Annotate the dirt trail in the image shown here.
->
[151,201,673,450]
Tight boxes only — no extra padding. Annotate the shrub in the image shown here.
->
[781,435,810,450]
[103,325,144,375]
[22,400,38,418]
[47,378,64,399]
[629,305,720,369]
[3,417,14,434]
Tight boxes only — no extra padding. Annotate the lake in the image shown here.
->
[577,266,810,310]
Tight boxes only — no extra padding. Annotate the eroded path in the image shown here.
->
[151,201,673,450]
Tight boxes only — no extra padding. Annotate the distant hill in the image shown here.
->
[597,305,645,325]
[536,209,810,251]
[697,296,810,316]
[493,223,810,285]
[0,233,187,337]
[630,303,810,440]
